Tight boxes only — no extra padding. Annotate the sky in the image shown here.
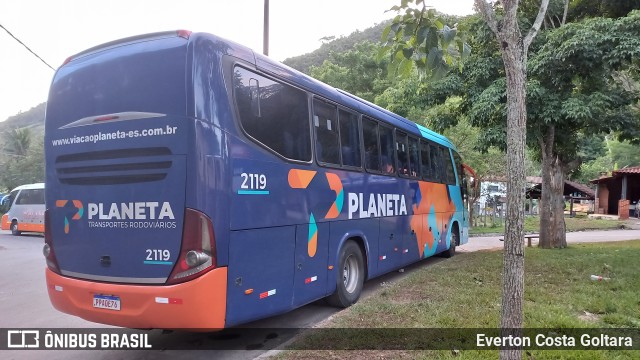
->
[0,0,475,123]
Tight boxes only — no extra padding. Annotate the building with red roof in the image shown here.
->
[589,166,640,219]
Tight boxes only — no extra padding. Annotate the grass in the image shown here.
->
[276,241,640,359]
[470,216,625,235]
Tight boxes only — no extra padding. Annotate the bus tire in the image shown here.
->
[327,240,364,308]
[11,221,21,236]
[442,227,458,258]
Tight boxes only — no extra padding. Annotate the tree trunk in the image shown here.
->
[548,159,567,247]
[499,39,527,360]
[539,126,569,248]
[469,202,476,228]
[539,127,553,248]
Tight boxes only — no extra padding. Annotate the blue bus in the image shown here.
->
[44,30,471,330]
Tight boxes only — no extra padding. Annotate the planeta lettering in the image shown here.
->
[348,193,407,219]
[87,202,175,220]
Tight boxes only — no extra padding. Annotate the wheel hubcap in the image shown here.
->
[342,254,359,293]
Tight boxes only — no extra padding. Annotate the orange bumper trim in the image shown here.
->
[18,222,45,233]
[46,267,227,330]
[1,214,9,230]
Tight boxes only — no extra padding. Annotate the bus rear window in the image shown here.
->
[47,37,188,126]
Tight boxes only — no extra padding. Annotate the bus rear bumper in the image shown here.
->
[46,267,227,330]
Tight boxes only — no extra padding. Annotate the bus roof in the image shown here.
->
[10,183,45,192]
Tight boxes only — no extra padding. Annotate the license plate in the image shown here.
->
[93,294,121,311]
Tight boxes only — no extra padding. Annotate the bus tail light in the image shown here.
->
[167,209,217,285]
[176,30,192,39]
[43,210,61,274]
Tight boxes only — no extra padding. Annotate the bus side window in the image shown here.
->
[379,125,395,174]
[313,99,340,165]
[454,151,465,187]
[408,136,419,178]
[339,109,361,168]
[420,141,431,180]
[6,190,19,209]
[233,66,311,162]
[429,143,442,182]
[396,131,409,176]
[442,147,456,184]
[362,117,380,172]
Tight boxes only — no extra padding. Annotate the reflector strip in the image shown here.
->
[143,260,173,265]
[379,255,387,260]
[259,289,276,299]
[403,249,409,253]
[305,276,318,284]
[237,190,270,195]
[155,297,183,305]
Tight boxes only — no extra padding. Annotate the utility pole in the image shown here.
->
[263,0,269,56]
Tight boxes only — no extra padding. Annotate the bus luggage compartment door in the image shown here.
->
[226,226,295,326]
[292,221,329,308]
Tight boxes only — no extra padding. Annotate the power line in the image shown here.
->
[0,23,55,71]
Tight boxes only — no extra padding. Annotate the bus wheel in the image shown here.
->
[442,228,458,258]
[328,240,364,308]
[11,221,22,236]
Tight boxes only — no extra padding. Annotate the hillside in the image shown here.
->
[283,20,390,74]
[0,102,46,134]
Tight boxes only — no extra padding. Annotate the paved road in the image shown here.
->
[458,228,640,252]
[0,230,443,360]
[1,228,639,360]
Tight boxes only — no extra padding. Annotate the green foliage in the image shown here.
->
[453,10,640,169]
[441,117,508,180]
[574,138,640,183]
[3,128,32,157]
[0,103,45,192]
[283,21,391,74]
[607,139,640,167]
[569,0,640,21]
[526,10,640,162]
[309,42,391,102]
[0,131,44,192]
[379,0,471,80]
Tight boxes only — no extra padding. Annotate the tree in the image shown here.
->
[0,130,44,191]
[379,0,471,81]
[441,117,508,226]
[447,4,640,250]
[382,2,549,358]
[310,42,391,102]
[470,5,549,359]
[569,0,640,20]
[574,138,640,184]
[3,128,32,157]
[528,10,640,248]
